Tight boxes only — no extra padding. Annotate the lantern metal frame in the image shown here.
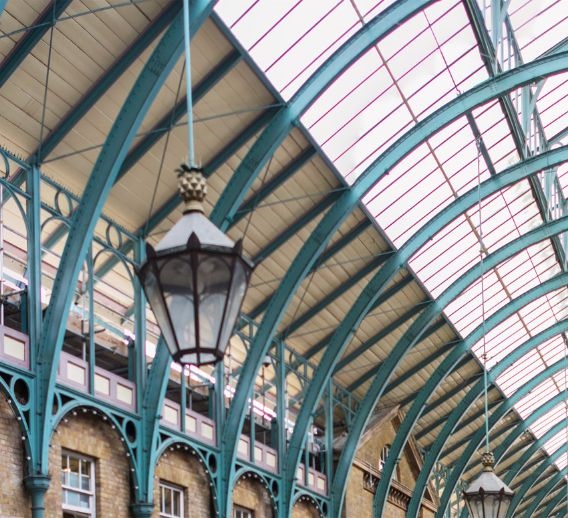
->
[138,229,254,366]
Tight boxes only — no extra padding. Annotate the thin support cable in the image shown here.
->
[37,6,57,163]
[142,64,185,239]
[476,136,490,453]
[182,0,196,167]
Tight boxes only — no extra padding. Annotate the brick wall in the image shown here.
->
[0,395,31,517]
[342,415,435,518]
[153,447,211,517]
[292,499,320,518]
[45,410,131,517]
[232,474,274,517]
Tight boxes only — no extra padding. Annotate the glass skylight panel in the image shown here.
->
[215,0,363,100]
[516,378,559,418]
[496,347,546,396]
[544,431,565,455]
[509,0,568,62]
[535,74,568,142]
[481,317,531,369]
[215,0,568,475]
[530,403,566,437]
[554,454,568,471]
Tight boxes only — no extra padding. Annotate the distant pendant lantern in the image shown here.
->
[463,452,514,518]
[137,164,254,366]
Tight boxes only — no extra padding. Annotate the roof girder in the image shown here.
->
[218,3,443,512]
[33,0,216,482]
[404,317,568,517]
[443,381,568,517]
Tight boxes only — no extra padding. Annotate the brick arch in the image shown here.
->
[153,444,212,517]
[232,471,275,518]
[45,409,132,517]
[292,495,323,518]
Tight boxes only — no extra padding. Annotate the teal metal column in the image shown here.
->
[131,503,154,518]
[134,338,171,508]
[0,0,6,16]
[29,0,216,503]
[24,476,51,518]
[26,166,42,393]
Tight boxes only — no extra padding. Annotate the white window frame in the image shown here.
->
[61,450,96,517]
[379,444,390,472]
[159,481,184,518]
[233,506,253,518]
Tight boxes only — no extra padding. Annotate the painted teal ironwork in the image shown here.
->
[503,418,568,485]
[376,213,568,516]
[441,376,568,517]
[28,6,216,517]
[0,0,73,90]
[405,318,568,517]
[522,467,568,517]
[507,445,568,517]
[217,2,442,513]
[291,145,568,515]
[539,485,568,518]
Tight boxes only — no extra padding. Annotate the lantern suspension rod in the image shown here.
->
[476,137,490,453]
[183,0,196,168]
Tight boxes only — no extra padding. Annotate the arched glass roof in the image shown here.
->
[1,0,568,514]
[214,0,568,476]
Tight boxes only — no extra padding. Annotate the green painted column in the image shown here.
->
[131,502,154,518]
[24,475,50,518]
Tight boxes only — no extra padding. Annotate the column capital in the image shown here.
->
[131,502,155,517]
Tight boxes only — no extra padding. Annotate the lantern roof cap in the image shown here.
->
[464,452,514,496]
[155,210,235,252]
[154,165,235,252]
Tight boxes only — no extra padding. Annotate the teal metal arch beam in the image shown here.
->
[342,266,568,517]
[523,468,568,518]
[440,376,568,518]
[226,27,568,518]
[299,273,413,369]
[136,338,172,504]
[246,46,568,418]
[539,485,567,518]
[499,439,533,468]
[218,2,442,510]
[253,190,341,264]
[209,0,440,232]
[404,319,568,517]
[414,383,493,441]
[442,417,519,461]
[507,446,568,517]
[263,50,568,513]
[0,0,6,16]
[0,0,73,90]
[277,252,391,339]
[234,147,317,225]
[297,143,568,516]
[34,1,216,473]
[41,47,241,254]
[504,419,568,485]
[247,220,371,322]
[358,342,471,396]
